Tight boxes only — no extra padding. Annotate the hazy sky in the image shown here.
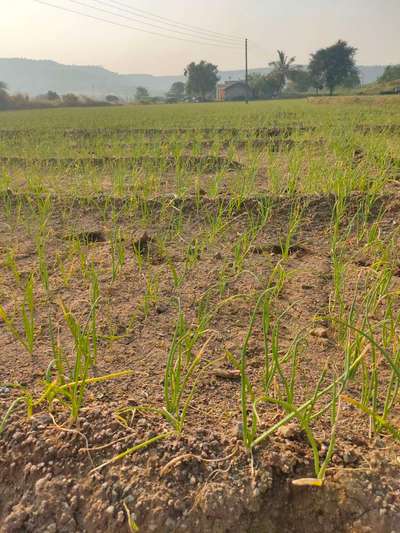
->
[2,0,399,75]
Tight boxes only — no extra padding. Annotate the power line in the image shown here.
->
[65,0,243,46]
[108,0,244,42]
[33,0,243,48]
[86,0,243,43]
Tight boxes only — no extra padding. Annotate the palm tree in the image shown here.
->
[269,50,296,92]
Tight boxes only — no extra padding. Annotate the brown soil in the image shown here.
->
[0,126,315,140]
[356,124,400,134]
[0,155,242,172]
[1,194,400,532]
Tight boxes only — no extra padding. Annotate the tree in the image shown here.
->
[308,66,325,95]
[248,72,281,99]
[167,81,185,100]
[309,40,359,95]
[184,61,219,100]
[62,93,80,106]
[135,86,149,102]
[287,69,312,93]
[341,70,361,89]
[269,50,296,93]
[378,65,400,83]
[106,94,120,103]
[0,81,10,110]
[46,90,60,101]
[12,93,30,107]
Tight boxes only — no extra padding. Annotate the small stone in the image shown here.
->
[311,327,329,339]
[276,423,298,439]
[59,512,71,526]
[70,495,78,511]
[13,431,23,442]
[37,413,52,424]
[343,451,357,464]
[106,505,115,516]
[318,443,328,457]
[235,422,243,439]
[34,477,47,496]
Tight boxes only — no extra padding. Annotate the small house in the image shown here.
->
[216,81,252,101]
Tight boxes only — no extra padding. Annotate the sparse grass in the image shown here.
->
[1,95,400,494]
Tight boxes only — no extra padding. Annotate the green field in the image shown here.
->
[1,97,400,532]
[1,98,400,197]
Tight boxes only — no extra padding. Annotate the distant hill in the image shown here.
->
[0,58,386,98]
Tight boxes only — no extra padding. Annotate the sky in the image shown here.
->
[2,0,399,75]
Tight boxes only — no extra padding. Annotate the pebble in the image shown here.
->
[311,327,329,339]
[13,431,23,442]
[34,477,48,496]
[105,505,115,516]
[33,413,52,426]
[276,423,298,439]
[319,444,328,457]
[59,512,71,526]
[343,451,357,464]
[70,495,78,511]
[235,422,243,439]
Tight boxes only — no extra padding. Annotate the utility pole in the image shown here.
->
[245,38,249,104]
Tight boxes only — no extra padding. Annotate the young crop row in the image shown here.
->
[1,175,400,481]
[1,97,400,486]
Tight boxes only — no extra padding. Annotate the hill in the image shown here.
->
[0,58,386,98]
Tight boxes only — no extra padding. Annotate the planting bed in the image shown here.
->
[1,97,400,532]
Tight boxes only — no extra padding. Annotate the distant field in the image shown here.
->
[1,95,400,129]
[1,96,400,532]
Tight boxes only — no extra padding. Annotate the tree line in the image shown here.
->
[170,40,362,101]
[167,41,400,101]
[133,61,219,103]
[250,40,360,98]
[1,39,399,110]
[0,86,119,111]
